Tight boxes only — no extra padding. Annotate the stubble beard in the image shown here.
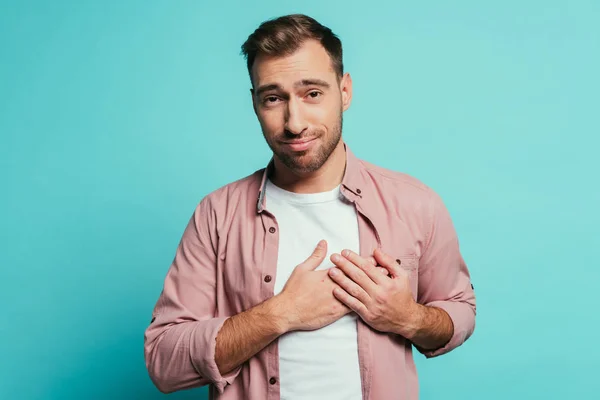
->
[266,112,343,174]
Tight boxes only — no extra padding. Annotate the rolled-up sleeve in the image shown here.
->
[144,198,241,394]
[416,190,476,358]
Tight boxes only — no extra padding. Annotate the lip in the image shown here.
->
[281,137,317,152]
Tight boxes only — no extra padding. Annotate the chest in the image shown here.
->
[267,199,361,295]
[214,200,420,314]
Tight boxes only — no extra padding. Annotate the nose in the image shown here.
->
[284,98,308,135]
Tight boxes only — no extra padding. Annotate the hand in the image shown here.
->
[275,240,350,332]
[328,248,419,336]
[275,241,390,333]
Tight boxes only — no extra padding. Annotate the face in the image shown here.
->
[251,40,352,174]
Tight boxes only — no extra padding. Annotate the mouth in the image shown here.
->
[281,137,317,152]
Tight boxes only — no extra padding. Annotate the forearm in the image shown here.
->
[215,294,289,376]
[400,304,454,351]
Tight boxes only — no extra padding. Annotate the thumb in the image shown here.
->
[299,240,328,271]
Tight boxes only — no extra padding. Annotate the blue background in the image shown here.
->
[1,1,599,399]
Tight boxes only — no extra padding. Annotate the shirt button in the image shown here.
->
[356,188,362,194]
[269,377,277,385]
[269,227,276,234]
[396,259,401,265]
[264,275,272,283]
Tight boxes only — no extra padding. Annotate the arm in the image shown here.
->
[144,199,255,395]
[145,206,347,393]
[214,295,288,376]
[412,190,476,357]
[401,303,454,350]
[216,239,348,375]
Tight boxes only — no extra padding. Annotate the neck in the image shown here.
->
[270,140,346,194]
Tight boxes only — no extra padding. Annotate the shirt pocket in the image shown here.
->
[393,255,419,301]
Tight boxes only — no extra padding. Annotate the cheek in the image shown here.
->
[258,111,283,136]
[312,99,341,125]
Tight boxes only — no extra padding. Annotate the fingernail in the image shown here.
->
[342,249,349,257]
[332,254,340,262]
[329,268,338,276]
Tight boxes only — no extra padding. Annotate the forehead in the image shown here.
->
[251,39,336,88]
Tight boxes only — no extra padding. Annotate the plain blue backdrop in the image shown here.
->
[1,1,599,399]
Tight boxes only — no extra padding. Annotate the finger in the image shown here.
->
[332,286,368,316]
[369,255,389,276]
[331,252,377,294]
[340,249,386,285]
[373,248,404,278]
[299,240,328,271]
[328,267,370,305]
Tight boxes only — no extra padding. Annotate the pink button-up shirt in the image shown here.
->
[144,143,476,399]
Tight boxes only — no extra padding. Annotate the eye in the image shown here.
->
[307,91,321,99]
[263,96,281,105]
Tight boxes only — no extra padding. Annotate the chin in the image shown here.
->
[286,155,325,174]
[271,137,336,173]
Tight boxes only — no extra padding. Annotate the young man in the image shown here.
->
[144,14,476,400]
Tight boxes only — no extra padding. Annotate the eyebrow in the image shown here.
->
[254,79,331,97]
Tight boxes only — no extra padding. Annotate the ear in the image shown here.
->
[340,72,353,112]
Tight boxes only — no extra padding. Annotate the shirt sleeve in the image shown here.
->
[143,198,242,394]
[415,189,477,358]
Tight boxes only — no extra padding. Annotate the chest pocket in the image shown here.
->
[392,255,419,301]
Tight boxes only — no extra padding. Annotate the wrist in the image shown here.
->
[396,302,424,340]
[264,294,293,335]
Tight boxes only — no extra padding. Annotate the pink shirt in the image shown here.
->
[144,143,476,399]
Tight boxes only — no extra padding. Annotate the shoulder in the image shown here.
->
[356,158,453,253]
[195,168,264,216]
[358,158,437,201]
[356,158,448,234]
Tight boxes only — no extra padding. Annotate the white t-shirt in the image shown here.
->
[265,178,362,400]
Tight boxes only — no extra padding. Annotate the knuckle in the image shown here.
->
[374,292,387,304]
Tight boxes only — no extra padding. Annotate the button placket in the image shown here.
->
[260,212,280,398]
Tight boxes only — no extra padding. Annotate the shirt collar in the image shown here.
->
[256,141,364,213]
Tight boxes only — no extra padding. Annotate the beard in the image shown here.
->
[264,111,343,174]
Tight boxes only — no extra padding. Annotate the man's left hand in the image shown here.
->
[329,248,419,337]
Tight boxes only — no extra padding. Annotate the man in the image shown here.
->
[144,14,476,400]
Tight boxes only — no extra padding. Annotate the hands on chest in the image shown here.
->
[275,240,418,337]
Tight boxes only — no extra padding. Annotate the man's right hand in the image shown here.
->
[275,240,387,332]
[214,240,388,377]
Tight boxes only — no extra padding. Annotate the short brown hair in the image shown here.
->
[241,14,343,85]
